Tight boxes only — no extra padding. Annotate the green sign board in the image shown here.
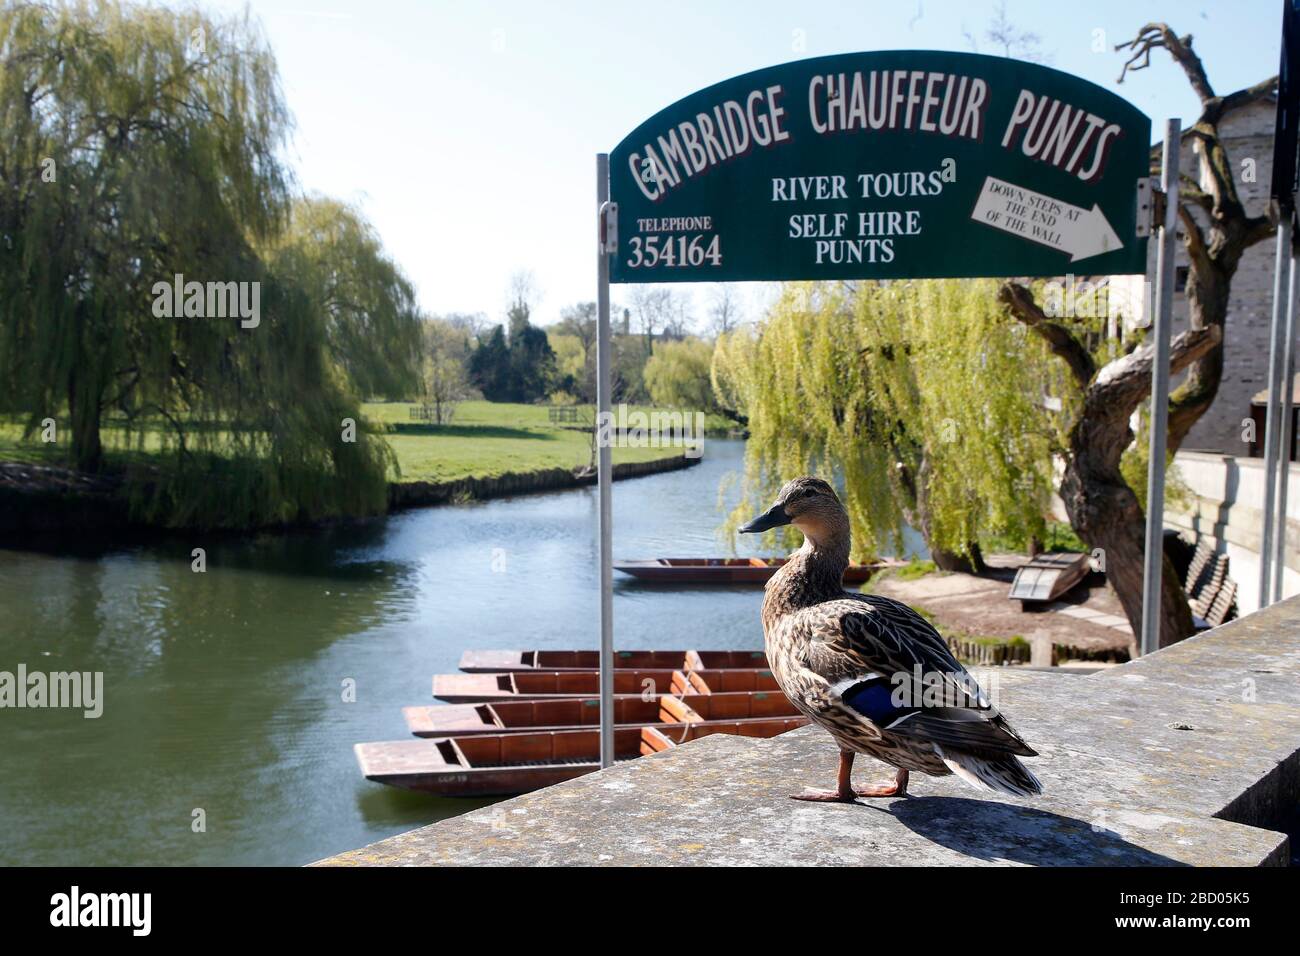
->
[608,51,1151,283]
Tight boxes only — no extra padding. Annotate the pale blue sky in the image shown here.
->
[191,0,1283,324]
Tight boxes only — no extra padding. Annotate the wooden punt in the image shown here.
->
[403,689,797,737]
[1008,551,1092,605]
[432,667,779,703]
[614,557,892,585]
[458,648,768,673]
[355,717,807,797]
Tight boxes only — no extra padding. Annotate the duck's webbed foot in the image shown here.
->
[790,752,908,802]
[791,754,908,802]
[791,786,858,802]
[854,768,908,798]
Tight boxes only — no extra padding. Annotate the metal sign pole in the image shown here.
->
[595,153,615,769]
[1271,243,1299,603]
[1259,218,1293,610]
[1140,118,1181,656]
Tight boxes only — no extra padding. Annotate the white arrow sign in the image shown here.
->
[970,175,1123,262]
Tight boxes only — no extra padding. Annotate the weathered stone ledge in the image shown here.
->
[318,596,1300,867]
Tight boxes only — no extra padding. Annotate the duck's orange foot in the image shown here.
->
[791,787,858,802]
[792,756,908,802]
[856,769,909,798]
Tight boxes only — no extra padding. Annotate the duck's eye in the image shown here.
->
[801,488,817,499]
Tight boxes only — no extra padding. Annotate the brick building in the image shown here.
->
[1163,96,1281,454]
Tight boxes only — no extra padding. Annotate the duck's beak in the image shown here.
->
[739,502,791,534]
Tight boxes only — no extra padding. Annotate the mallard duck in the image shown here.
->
[740,476,1042,801]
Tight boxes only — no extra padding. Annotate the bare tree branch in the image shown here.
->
[1087,324,1222,419]
[1116,20,1279,454]
[1116,24,1215,103]
[997,282,1095,388]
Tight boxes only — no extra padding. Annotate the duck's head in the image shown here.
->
[738,476,847,547]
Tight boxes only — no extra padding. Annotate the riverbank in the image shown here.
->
[390,453,697,510]
[0,453,699,540]
[0,401,702,539]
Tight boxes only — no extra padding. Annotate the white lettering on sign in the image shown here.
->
[999,89,1122,182]
[769,162,949,269]
[970,175,1121,261]
[808,70,988,140]
[628,85,791,202]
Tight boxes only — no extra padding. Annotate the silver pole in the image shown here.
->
[595,153,615,769]
[1259,217,1292,610]
[1272,245,1299,603]
[1140,118,1181,656]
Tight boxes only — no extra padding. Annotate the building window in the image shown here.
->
[1176,266,1189,293]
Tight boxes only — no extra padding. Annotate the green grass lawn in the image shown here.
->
[367,401,686,482]
[0,401,695,485]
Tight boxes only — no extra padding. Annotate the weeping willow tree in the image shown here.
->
[713,280,1070,569]
[0,2,420,528]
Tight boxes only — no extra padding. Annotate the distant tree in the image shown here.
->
[443,311,491,339]
[419,318,475,423]
[643,338,718,412]
[469,303,557,404]
[707,284,743,339]
[508,322,557,402]
[965,1,1048,63]
[612,332,648,403]
[554,302,598,401]
[629,286,671,353]
[505,270,541,323]
[469,325,512,401]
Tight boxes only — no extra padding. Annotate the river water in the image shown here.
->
[1,439,925,865]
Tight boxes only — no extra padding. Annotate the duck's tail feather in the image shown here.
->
[935,745,1042,797]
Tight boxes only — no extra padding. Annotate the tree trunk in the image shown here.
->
[1001,281,1220,651]
[911,454,986,573]
[1166,256,1230,451]
[930,542,985,574]
[1059,447,1192,658]
[68,367,104,473]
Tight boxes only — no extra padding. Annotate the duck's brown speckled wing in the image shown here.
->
[792,593,1036,757]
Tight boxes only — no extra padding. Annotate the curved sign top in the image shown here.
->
[608,50,1151,283]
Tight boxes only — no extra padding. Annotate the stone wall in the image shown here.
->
[317,594,1300,867]
[1166,450,1300,614]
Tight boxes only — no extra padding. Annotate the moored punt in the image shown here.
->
[403,689,797,737]
[457,648,768,673]
[432,667,779,703]
[355,717,807,797]
[614,557,895,585]
[1008,551,1092,605]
